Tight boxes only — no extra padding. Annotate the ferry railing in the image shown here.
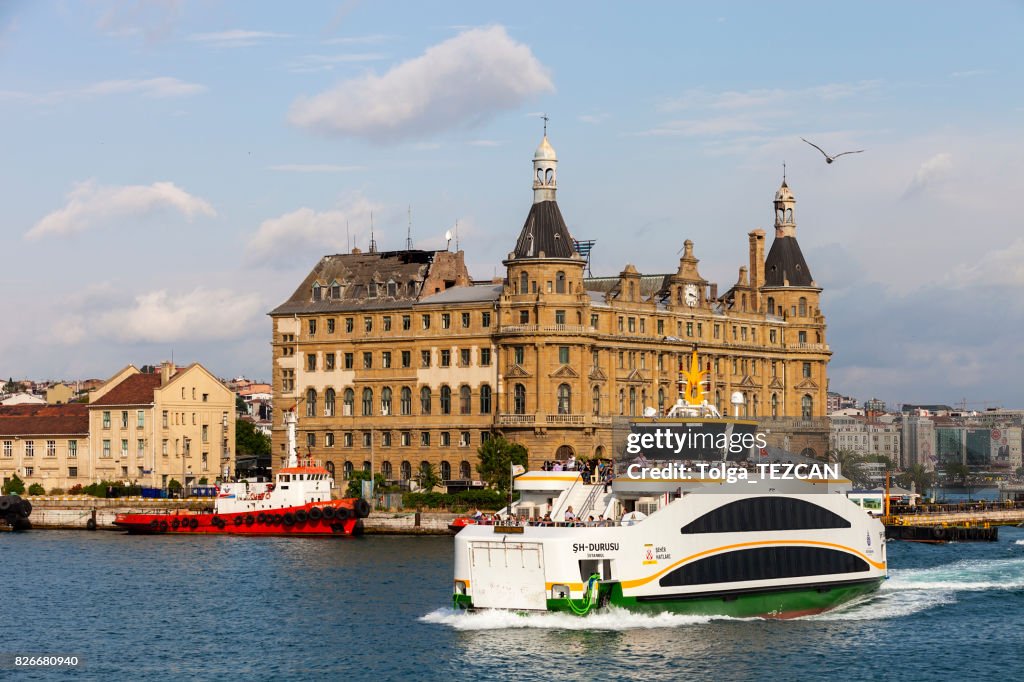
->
[576,482,605,521]
[550,471,585,521]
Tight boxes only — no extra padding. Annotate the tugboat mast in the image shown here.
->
[285,408,299,468]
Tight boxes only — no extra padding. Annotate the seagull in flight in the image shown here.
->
[801,137,864,164]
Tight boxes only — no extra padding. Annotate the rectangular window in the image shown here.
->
[559,346,569,364]
[327,318,336,334]
[162,439,168,456]
[120,439,128,457]
[714,324,720,339]
[401,351,411,368]
[770,329,778,343]
[422,314,431,330]
[162,410,168,428]
[362,316,372,333]
[3,440,12,458]
[421,432,430,446]
[658,354,664,371]
[618,316,624,332]
[657,319,664,335]
[480,348,491,366]
[346,317,354,333]
[441,313,451,329]
[137,410,145,428]
[460,431,470,447]
[383,316,392,332]
[202,424,208,443]
[326,353,336,370]
[307,432,316,447]
[24,466,33,476]
[803,362,812,378]
[382,351,392,368]
[344,353,354,370]
[732,325,738,340]
[741,327,748,341]
[482,312,491,327]
[461,312,471,328]
[381,432,392,447]
[307,354,317,371]
[513,346,524,364]
[591,314,599,329]
[102,410,111,428]
[628,317,636,333]
[68,440,77,458]
[687,322,694,337]
[421,350,431,368]
[45,440,56,457]
[772,361,778,377]
[308,319,317,336]
[401,431,411,447]
[343,433,353,447]
[137,438,145,457]
[121,411,129,428]
[555,310,566,324]
[697,322,703,337]
[519,310,529,324]
[440,350,451,367]
[640,319,646,334]
[440,431,450,447]
[618,351,624,368]
[68,466,78,478]
[402,315,411,330]
[799,331,807,344]
[592,349,599,366]
[363,352,373,369]
[460,349,471,366]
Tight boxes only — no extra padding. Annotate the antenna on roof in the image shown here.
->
[346,220,351,254]
[783,161,787,184]
[454,220,460,251]
[406,205,414,251]
[444,229,452,251]
[369,212,378,254]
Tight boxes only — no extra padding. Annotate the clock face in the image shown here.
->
[684,284,699,307]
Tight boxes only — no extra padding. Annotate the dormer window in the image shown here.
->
[368,282,377,298]
[312,283,322,301]
[387,280,397,297]
[330,281,341,299]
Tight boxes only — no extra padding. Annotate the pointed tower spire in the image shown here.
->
[533,123,558,204]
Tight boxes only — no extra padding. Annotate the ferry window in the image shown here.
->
[680,497,851,535]
[659,547,868,588]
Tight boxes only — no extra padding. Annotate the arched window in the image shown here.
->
[513,384,527,415]
[381,461,393,479]
[592,386,601,415]
[519,272,529,294]
[400,461,411,481]
[545,168,554,184]
[400,387,412,415]
[785,208,793,222]
[799,297,807,316]
[418,460,431,483]
[618,389,625,415]
[312,282,321,301]
[420,387,432,415]
[343,388,354,416]
[555,271,566,294]
[459,385,472,415]
[362,460,371,473]
[440,385,452,415]
[440,461,451,481]
[306,389,317,417]
[772,393,779,417]
[324,388,336,417]
[658,388,665,413]
[629,387,637,416]
[343,461,353,479]
[361,388,373,416]
[767,297,775,315]
[802,394,813,420]
[325,461,335,477]
[381,387,392,415]
[479,384,492,414]
[557,384,571,414]
[460,460,471,479]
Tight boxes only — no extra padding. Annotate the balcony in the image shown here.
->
[496,413,613,427]
[498,324,588,335]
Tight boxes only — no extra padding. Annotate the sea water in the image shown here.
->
[3,527,1023,680]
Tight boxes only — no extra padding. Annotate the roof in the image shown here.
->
[0,403,89,436]
[511,201,577,259]
[417,283,503,305]
[763,236,814,287]
[90,373,162,406]
[584,274,671,299]
[270,250,440,316]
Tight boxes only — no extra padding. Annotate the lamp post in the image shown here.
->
[182,436,190,499]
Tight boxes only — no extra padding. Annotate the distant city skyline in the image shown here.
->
[2,1,1022,407]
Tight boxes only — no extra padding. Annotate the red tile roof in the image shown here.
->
[90,373,162,406]
[0,403,89,436]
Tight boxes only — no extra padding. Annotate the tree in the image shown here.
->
[236,395,248,414]
[476,436,529,493]
[167,478,182,493]
[345,470,385,498]
[827,448,870,487]
[416,462,440,492]
[3,377,20,394]
[236,419,270,456]
[896,464,934,495]
[944,462,970,485]
[2,474,25,495]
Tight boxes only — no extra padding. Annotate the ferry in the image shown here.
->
[114,409,369,535]
[451,351,886,618]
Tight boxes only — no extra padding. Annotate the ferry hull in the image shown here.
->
[114,500,369,537]
[454,578,882,619]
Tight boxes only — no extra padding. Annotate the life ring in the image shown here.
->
[257,513,267,524]
[334,506,351,520]
[189,518,199,530]
[86,518,97,531]
[159,520,169,531]
[211,517,222,528]
[171,518,180,530]
[19,500,32,517]
[295,509,308,523]
[354,499,371,519]
[245,514,255,526]
[309,507,323,521]
[932,527,946,540]
[149,519,158,529]
[283,513,295,526]
[322,505,336,519]
[234,516,244,526]
[0,497,11,512]
[273,514,282,524]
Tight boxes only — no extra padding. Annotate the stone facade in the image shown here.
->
[269,135,830,484]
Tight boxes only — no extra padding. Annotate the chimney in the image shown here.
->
[160,361,174,386]
[748,229,765,312]
[709,283,718,301]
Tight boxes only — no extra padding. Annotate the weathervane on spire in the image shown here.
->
[542,113,549,136]
[783,161,787,184]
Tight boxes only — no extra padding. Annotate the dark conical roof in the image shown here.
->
[763,236,814,287]
[511,200,576,259]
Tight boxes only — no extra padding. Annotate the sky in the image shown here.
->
[1,0,1022,409]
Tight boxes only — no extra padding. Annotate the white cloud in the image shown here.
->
[0,77,206,103]
[187,29,291,48]
[947,238,1024,288]
[26,180,215,239]
[903,152,953,198]
[95,288,264,343]
[321,34,394,46]
[267,164,364,173]
[245,196,379,267]
[288,25,554,142]
[286,53,386,73]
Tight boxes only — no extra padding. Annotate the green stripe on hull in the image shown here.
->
[454,579,883,619]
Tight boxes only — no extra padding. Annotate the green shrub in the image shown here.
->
[2,474,25,495]
[402,489,516,511]
[27,483,46,495]
[167,479,182,492]
[49,487,65,495]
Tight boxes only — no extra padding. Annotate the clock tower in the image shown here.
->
[668,240,709,310]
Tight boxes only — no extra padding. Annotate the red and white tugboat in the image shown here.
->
[114,410,369,536]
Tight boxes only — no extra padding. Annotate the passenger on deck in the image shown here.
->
[564,506,576,524]
[552,461,563,472]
